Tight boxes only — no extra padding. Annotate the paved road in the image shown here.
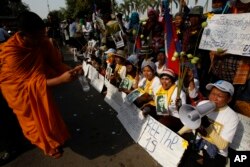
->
[3,47,161,167]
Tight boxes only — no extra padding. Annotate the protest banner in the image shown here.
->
[230,114,250,151]
[138,116,187,167]
[117,102,147,142]
[90,73,105,93]
[104,82,127,113]
[199,13,250,57]
[87,65,98,80]
[82,61,89,77]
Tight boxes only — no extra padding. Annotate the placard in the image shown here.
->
[138,116,187,167]
[199,13,250,57]
[230,114,250,151]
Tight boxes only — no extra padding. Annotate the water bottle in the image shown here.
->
[78,75,90,92]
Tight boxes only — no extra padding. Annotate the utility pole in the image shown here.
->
[47,0,50,13]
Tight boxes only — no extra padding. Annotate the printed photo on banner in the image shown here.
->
[105,66,113,81]
[126,89,142,104]
[156,95,169,115]
[119,77,132,90]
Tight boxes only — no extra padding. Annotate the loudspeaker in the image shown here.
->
[179,101,216,129]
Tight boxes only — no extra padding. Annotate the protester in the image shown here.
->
[110,49,127,86]
[142,68,186,132]
[134,61,161,109]
[178,80,239,167]
[119,54,139,94]
[155,49,167,76]
[0,11,83,159]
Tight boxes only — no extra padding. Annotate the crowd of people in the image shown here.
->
[0,0,249,166]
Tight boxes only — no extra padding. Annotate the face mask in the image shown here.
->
[212,7,223,14]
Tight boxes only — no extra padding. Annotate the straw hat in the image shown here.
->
[114,50,126,59]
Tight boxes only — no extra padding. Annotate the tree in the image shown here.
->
[0,0,29,16]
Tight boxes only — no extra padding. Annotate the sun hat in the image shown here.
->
[139,45,153,55]
[114,50,127,59]
[206,80,234,96]
[188,6,204,16]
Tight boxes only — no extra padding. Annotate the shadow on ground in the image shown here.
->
[52,64,134,159]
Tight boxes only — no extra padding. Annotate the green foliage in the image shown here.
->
[0,0,29,16]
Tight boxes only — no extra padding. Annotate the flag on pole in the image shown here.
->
[162,0,180,74]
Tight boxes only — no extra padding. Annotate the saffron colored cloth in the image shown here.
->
[0,32,70,155]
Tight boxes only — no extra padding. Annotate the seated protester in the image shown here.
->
[155,48,166,76]
[178,80,239,167]
[109,50,127,87]
[143,68,186,132]
[133,61,161,108]
[104,48,116,81]
[119,54,140,94]
[90,54,105,76]
[139,45,154,71]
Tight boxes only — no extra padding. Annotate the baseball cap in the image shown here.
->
[206,80,234,96]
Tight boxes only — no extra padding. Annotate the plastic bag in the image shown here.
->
[78,75,90,92]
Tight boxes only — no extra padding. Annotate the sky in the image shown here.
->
[22,0,211,19]
[22,0,66,19]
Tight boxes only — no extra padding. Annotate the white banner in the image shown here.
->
[82,61,89,77]
[138,116,187,167]
[104,82,127,112]
[230,114,250,151]
[199,13,250,57]
[87,65,98,81]
[117,102,147,142]
[90,74,105,93]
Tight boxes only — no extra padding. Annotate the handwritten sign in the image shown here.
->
[90,73,104,93]
[104,82,127,112]
[199,13,250,57]
[117,102,147,142]
[230,114,250,151]
[138,116,187,167]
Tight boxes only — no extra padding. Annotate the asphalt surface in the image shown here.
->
[3,47,161,167]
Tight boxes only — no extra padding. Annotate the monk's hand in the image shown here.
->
[60,69,78,83]
[73,65,83,75]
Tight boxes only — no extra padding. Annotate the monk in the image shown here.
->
[0,11,82,158]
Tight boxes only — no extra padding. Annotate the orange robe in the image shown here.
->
[0,32,70,155]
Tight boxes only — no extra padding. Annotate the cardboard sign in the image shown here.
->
[138,116,187,167]
[117,102,147,142]
[199,13,250,57]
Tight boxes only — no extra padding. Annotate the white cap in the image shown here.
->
[104,48,116,54]
[206,80,234,96]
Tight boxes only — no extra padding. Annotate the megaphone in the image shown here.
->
[179,101,216,129]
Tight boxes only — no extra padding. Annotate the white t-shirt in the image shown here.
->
[197,100,239,157]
